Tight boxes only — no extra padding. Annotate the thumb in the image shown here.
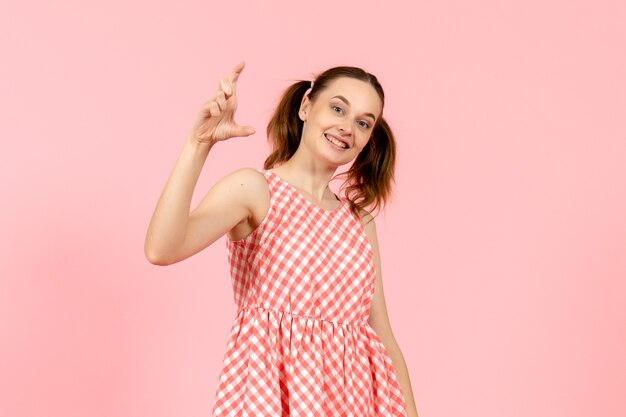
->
[231,124,256,137]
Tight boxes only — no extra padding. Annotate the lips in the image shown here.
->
[324,133,351,149]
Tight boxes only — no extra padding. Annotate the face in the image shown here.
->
[298,77,383,164]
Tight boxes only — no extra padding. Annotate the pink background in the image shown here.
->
[1,1,625,416]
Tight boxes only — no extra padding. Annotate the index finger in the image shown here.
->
[229,61,246,85]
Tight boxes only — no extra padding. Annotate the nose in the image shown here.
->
[338,123,352,136]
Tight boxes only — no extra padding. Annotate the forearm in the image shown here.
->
[386,340,420,417]
[144,135,215,264]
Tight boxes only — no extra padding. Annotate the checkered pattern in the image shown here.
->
[211,169,408,417]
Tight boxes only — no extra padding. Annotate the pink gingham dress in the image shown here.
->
[211,168,408,417]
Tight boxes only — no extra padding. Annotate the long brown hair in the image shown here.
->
[264,66,396,222]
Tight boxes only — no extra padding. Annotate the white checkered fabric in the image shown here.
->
[211,169,408,417]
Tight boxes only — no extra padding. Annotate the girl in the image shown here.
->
[145,62,419,417]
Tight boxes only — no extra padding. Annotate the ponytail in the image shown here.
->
[264,80,309,169]
[335,117,396,223]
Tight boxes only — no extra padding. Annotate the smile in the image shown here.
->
[324,133,349,150]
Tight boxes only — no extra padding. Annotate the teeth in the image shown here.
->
[324,134,348,149]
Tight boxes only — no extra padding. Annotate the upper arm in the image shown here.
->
[360,208,397,344]
[163,167,264,265]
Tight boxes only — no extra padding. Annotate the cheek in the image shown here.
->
[353,136,370,152]
[358,131,372,145]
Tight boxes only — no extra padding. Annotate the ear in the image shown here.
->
[298,94,311,122]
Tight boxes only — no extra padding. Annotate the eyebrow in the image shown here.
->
[331,95,377,122]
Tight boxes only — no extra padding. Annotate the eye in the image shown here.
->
[331,105,343,114]
[357,120,371,129]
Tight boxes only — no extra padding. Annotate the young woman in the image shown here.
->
[145,62,419,417]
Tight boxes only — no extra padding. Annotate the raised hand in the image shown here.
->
[190,61,256,144]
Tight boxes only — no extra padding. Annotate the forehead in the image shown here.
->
[318,77,383,117]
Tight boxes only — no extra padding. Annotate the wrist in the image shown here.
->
[187,134,216,150]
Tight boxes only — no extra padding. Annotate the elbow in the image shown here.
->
[144,246,171,266]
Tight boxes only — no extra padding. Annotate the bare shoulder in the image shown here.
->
[214,167,270,241]
[357,207,379,250]
[221,167,267,195]
[218,167,267,209]
[221,166,265,183]
[357,207,376,232]
[191,167,267,217]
